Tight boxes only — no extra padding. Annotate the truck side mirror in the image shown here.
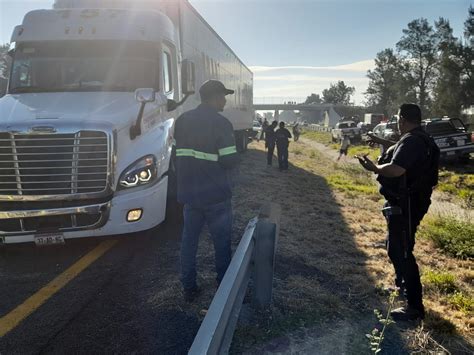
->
[130,88,156,140]
[135,88,155,103]
[181,59,195,95]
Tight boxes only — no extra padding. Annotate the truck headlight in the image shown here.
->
[119,155,158,189]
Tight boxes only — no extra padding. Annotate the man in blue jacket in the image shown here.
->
[174,80,239,302]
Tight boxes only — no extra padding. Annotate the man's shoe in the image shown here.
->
[390,306,424,321]
[183,286,201,303]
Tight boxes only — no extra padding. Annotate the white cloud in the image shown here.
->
[251,59,374,105]
[249,59,375,73]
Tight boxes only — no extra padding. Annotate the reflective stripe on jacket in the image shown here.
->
[174,104,239,206]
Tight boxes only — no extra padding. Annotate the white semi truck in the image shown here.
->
[0,0,253,245]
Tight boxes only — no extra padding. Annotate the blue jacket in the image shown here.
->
[174,104,239,206]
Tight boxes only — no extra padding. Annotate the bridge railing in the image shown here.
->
[188,203,281,355]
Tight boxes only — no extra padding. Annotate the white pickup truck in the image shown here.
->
[0,0,254,245]
[331,120,362,142]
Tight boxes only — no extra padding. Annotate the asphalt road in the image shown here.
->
[0,223,202,354]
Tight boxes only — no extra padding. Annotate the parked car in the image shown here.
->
[382,119,400,141]
[371,122,387,138]
[331,120,361,142]
[422,117,474,162]
[370,120,400,141]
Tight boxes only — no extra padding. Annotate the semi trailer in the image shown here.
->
[0,0,253,245]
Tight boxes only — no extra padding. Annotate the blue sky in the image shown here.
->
[0,0,471,104]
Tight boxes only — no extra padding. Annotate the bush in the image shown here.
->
[422,269,458,294]
[448,291,474,315]
[419,217,474,258]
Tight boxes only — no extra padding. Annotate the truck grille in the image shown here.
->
[0,131,109,196]
[1,213,103,233]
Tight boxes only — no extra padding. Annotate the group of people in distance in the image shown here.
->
[259,119,299,171]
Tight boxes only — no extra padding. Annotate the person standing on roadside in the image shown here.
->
[275,121,292,170]
[292,123,301,142]
[265,121,278,166]
[356,103,439,321]
[337,134,350,161]
[174,80,239,302]
[259,118,269,142]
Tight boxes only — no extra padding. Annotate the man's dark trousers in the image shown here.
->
[180,200,232,290]
[267,142,275,165]
[277,143,289,170]
[385,201,425,312]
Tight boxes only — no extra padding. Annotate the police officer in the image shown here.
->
[174,80,239,302]
[357,103,439,321]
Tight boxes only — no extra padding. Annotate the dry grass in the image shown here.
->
[228,140,473,354]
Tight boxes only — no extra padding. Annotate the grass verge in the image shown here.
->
[419,216,474,258]
[437,169,474,208]
[422,269,458,294]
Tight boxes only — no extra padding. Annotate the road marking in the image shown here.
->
[0,239,118,337]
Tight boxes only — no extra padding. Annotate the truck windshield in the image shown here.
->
[9,41,158,93]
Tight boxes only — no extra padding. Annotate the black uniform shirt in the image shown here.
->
[275,128,292,146]
[174,104,239,207]
[379,127,430,201]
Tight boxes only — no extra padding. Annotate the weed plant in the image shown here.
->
[422,269,458,293]
[366,292,397,354]
[448,292,474,315]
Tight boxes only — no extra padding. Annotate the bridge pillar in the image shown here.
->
[274,110,279,121]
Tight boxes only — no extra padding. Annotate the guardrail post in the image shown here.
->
[253,203,281,308]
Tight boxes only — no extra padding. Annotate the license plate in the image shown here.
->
[34,233,65,246]
[446,151,455,156]
[457,140,465,146]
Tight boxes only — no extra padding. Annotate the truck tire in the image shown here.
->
[458,155,470,164]
[235,130,248,153]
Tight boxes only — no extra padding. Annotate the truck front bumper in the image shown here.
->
[0,176,169,244]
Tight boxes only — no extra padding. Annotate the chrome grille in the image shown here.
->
[0,131,109,196]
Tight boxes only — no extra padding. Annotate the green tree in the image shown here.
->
[460,6,474,116]
[432,18,463,117]
[397,18,438,116]
[365,48,408,115]
[304,93,322,104]
[322,80,355,105]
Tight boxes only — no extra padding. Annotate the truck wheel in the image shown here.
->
[235,131,248,152]
[458,155,470,164]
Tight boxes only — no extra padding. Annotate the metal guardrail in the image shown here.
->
[188,203,281,355]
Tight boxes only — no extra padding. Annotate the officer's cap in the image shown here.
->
[199,80,234,100]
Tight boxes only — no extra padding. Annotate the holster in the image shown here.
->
[381,205,403,217]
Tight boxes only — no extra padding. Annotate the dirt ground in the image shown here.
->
[216,139,474,354]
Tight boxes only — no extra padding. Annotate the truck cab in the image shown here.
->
[0,1,253,245]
